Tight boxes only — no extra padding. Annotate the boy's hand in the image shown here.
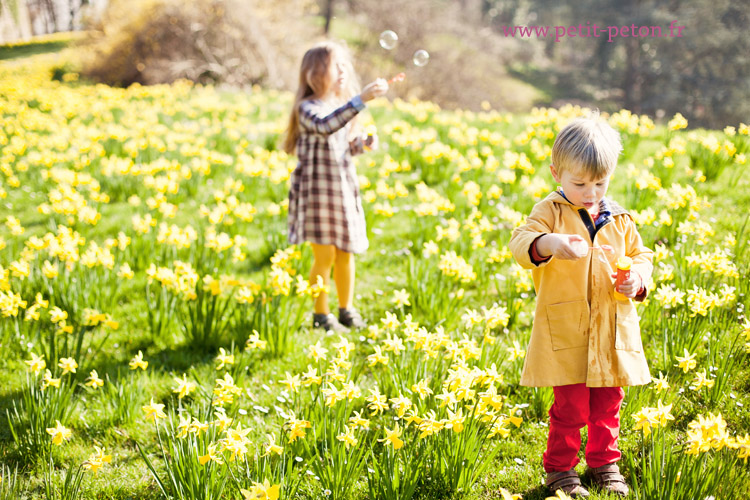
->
[538,233,587,260]
[611,271,642,298]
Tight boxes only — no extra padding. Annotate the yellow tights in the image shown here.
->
[310,243,354,314]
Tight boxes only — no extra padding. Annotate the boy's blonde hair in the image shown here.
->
[551,115,622,179]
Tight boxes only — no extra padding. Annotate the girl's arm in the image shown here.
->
[298,79,388,136]
[298,97,365,135]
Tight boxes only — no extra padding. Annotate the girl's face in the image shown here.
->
[324,53,346,97]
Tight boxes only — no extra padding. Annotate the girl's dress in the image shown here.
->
[287,97,368,254]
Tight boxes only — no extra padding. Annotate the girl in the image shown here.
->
[283,41,388,332]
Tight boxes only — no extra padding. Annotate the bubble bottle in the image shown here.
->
[613,256,632,301]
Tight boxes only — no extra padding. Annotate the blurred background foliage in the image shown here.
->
[1,0,748,127]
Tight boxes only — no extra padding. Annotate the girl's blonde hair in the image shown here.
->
[283,41,360,154]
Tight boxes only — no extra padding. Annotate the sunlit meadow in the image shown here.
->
[1,41,749,500]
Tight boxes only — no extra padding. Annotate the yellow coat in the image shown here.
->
[509,191,653,387]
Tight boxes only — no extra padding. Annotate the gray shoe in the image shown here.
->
[339,308,368,329]
[313,313,350,333]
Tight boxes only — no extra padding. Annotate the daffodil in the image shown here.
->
[286,415,311,443]
[240,479,280,500]
[366,388,389,415]
[279,372,301,393]
[336,426,358,449]
[83,446,112,474]
[652,372,669,392]
[348,410,370,430]
[85,370,104,389]
[411,379,433,400]
[25,353,46,374]
[214,347,234,370]
[392,288,411,308]
[675,349,697,373]
[172,374,197,399]
[58,357,77,375]
[41,369,61,390]
[198,443,224,465]
[306,341,328,361]
[46,420,72,445]
[129,350,148,370]
[142,398,166,421]
[262,434,283,456]
[378,423,404,450]
[245,330,267,351]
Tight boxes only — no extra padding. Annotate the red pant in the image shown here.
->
[543,384,625,472]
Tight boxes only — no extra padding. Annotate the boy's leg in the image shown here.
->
[310,243,336,314]
[584,387,625,467]
[543,383,590,472]
[333,249,354,310]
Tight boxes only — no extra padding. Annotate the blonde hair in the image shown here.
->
[283,41,360,154]
[551,114,622,179]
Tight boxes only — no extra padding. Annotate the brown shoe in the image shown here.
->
[584,463,629,497]
[546,469,590,498]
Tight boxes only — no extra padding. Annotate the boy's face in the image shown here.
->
[550,164,611,214]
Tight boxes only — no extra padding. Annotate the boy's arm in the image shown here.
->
[509,202,555,269]
[624,218,654,302]
[298,96,366,135]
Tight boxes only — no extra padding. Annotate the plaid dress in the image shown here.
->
[287,96,369,254]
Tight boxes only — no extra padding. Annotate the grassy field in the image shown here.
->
[0,41,749,500]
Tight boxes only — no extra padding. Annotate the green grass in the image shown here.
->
[1,48,749,500]
[0,40,69,60]
[0,32,83,61]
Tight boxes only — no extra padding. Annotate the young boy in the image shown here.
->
[509,116,653,497]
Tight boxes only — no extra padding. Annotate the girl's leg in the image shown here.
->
[543,384,590,472]
[310,243,336,314]
[584,387,625,468]
[333,248,354,310]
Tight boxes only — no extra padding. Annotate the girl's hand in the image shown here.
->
[538,233,587,260]
[361,78,389,101]
[611,271,642,298]
[364,133,378,151]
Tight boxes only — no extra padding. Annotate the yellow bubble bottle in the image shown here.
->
[613,256,632,301]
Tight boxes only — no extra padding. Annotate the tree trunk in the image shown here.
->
[623,36,641,113]
[324,0,334,34]
[42,0,57,32]
[623,0,642,113]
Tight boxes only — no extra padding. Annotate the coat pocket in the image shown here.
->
[546,300,589,351]
[615,302,643,352]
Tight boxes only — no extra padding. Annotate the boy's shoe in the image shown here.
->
[546,469,590,498]
[338,308,368,329]
[313,313,350,333]
[584,463,629,497]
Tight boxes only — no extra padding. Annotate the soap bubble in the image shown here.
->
[413,49,430,67]
[379,30,398,50]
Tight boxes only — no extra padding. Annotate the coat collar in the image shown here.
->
[546,190,629,218]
